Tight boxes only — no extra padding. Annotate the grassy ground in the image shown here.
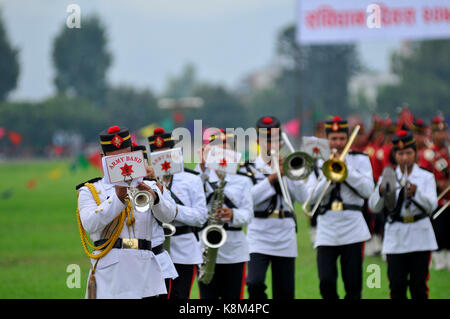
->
[0,159,449,299]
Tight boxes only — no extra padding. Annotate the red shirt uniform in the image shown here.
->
[363,141,384,183]
[418,144,450,206]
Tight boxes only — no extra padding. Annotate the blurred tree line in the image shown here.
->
[0,13,449,156]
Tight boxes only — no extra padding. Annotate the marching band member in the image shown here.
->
[241,116,309,299]
[380,118,398,169]
[411,117,428,154]
[147,128,208,299]
[308,116,374,300]
[369,130,438,299]
[131,141,179,298]
[196,129,253,299]
[418,116,450,270]
[362,116,386,257]
[76,125,177,299]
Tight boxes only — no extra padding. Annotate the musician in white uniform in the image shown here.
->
[147,128,208,299]
[240,116,309,299]
[76,125,177,299]
[308,116,374,300]
[369,130,438,299]
[196,129,253,299]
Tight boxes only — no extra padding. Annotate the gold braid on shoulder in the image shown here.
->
[76,182,133,259]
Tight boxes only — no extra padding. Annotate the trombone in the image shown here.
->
[302,125,361,217]
[271,132,315,213]
[433,185,450,220]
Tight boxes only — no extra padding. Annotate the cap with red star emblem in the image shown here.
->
[325,116,348,135]
[392,130,416,152]
[372,114,384,131]
[431,115,447,132]
[410,117,427,134]
[384,118,397,134]
[99,125,132,154]
[256,116,281,141]
[148,128,174,152]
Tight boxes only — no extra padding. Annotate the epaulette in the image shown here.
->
[349,150,368,156]
[76,177,102,190]
[419,165,433,174]
[183,167,200,175]
[237,161,258,184]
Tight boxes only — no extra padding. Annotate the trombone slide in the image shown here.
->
[433,201,449,220]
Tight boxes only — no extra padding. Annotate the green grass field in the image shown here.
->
[0,159,449,299]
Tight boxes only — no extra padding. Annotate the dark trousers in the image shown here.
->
[246,253,295,299]
[156,278,172,299]
[198,262,246,299]
[169,264,197,299]
[387,251,432,300]
[432,206,450,250]
[316,242,364,300]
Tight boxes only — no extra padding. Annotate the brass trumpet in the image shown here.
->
[127,187,154,213]
[302,125,360,217]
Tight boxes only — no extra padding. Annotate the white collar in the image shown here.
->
[395,163,419,181]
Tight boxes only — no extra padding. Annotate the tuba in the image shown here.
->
[198,172,228,284]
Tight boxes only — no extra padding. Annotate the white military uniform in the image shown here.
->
[308,152,374,247]
[151,186,180,280]
[167,170,208,265]
[78,177,177,298]
[241,155,309,257]
[196,166,254,264]
[368,163,438,254]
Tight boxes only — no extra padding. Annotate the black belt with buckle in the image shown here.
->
[254,210,295,219]
[173,226,194,236]
[94,238,165,255]
[390,213,428,224]
[319,203,363,214]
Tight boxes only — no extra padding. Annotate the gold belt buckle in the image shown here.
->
[268,210,279,218]
[122,238,139,249]
[331,201,343,211]
[403,215,415,223]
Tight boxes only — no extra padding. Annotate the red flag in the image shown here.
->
[88,152,102,171]
[26,178,38,190]
[283,119,301,138]
[173,112,184,124]
[8,131,22,146]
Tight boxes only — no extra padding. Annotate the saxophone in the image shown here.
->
[198,173,228,284]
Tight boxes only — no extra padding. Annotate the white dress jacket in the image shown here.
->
[307,153,374,248]
[78,178,176,298]
[241,155,309,258]
[368,164,438,254]
[167,171,208,265]
[196,166,254,264]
